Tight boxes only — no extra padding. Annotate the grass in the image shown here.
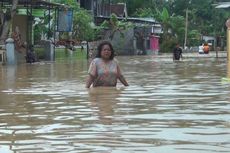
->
[35,47,87,61]
[55,48,87,60]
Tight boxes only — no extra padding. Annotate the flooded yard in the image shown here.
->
[0,55,230,153]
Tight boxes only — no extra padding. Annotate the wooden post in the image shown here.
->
[216,46,220,58]
[226,19,230,79]
[184,8,188,49]
[226,19,230,61]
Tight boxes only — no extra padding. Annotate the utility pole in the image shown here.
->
[226,18,230,61]
[226,18,230,79]
[184,8,188,49]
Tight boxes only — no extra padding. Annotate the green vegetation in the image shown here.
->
[55,48,87,60]
[50,0,97,42]
[1,0,230,54]
[100,13,134,40]
[35,47,87,60]
[110,0,230,52]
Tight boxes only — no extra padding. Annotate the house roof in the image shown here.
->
[110,3,127,17]
[0,0,66,8]
[95,16,160,26]
[215,2,230,8]
[103,3,127,17]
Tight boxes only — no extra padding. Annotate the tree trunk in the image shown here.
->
[0,0,18,44]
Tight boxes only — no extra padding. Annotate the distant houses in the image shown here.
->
[0,0,66,63]
[77,0,162,55]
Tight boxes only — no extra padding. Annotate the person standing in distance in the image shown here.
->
[203,43,210,54]
[85,41,129,88]
[173,43,183,61]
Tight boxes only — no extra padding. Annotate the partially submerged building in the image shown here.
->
[0,0,69,64]
[77,0,162,55]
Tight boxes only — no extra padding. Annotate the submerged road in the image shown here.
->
[157,51,227,58]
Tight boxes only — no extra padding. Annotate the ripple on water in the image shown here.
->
[0,57,230,153]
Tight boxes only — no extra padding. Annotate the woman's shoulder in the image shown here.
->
[92,58,118,64]
[113,58,119,63]
[91,58,103,65]
[92,58,101,62]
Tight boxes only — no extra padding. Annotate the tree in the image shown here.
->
[0,0,18,44]
[120,0,230,48]
[52,0,96,41]
[155,7,185,52]
[132,4,185,52]
[100,13,133,40]
[72,9,95,41]
[111,0,157,16]
[133,8,154,18]
[171,0,230,48]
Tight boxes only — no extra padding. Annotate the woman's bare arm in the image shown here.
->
[85,75,95,88]
[117,65,129,86]
[118,75,129,86]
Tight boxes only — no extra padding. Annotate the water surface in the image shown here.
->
[0,56,230,153]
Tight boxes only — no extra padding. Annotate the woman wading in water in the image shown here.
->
[86,41,129,88]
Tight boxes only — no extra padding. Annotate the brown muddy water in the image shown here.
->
[0,55,230,153]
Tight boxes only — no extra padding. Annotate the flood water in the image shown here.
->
[0,55,230,153]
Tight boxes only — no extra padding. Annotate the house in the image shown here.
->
[215,2,230,8]
[77,0,162,55]
[202,35,216,51]
[0,0,67,63]
[77,0,127,17]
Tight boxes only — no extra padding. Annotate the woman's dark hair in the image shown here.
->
[96,41,115,60]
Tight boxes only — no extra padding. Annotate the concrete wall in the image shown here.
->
[109,28,135,55]
[91,26,159,56]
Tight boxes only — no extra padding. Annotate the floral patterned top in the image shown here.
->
[88,58,121,87]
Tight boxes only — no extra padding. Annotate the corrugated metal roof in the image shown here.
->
[0,0,66,8]
[215,2,230,8]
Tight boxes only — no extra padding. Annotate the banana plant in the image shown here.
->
[100,13,133,40]
[155,7,172,40]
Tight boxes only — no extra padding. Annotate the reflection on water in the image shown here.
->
[0,56,230,153]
